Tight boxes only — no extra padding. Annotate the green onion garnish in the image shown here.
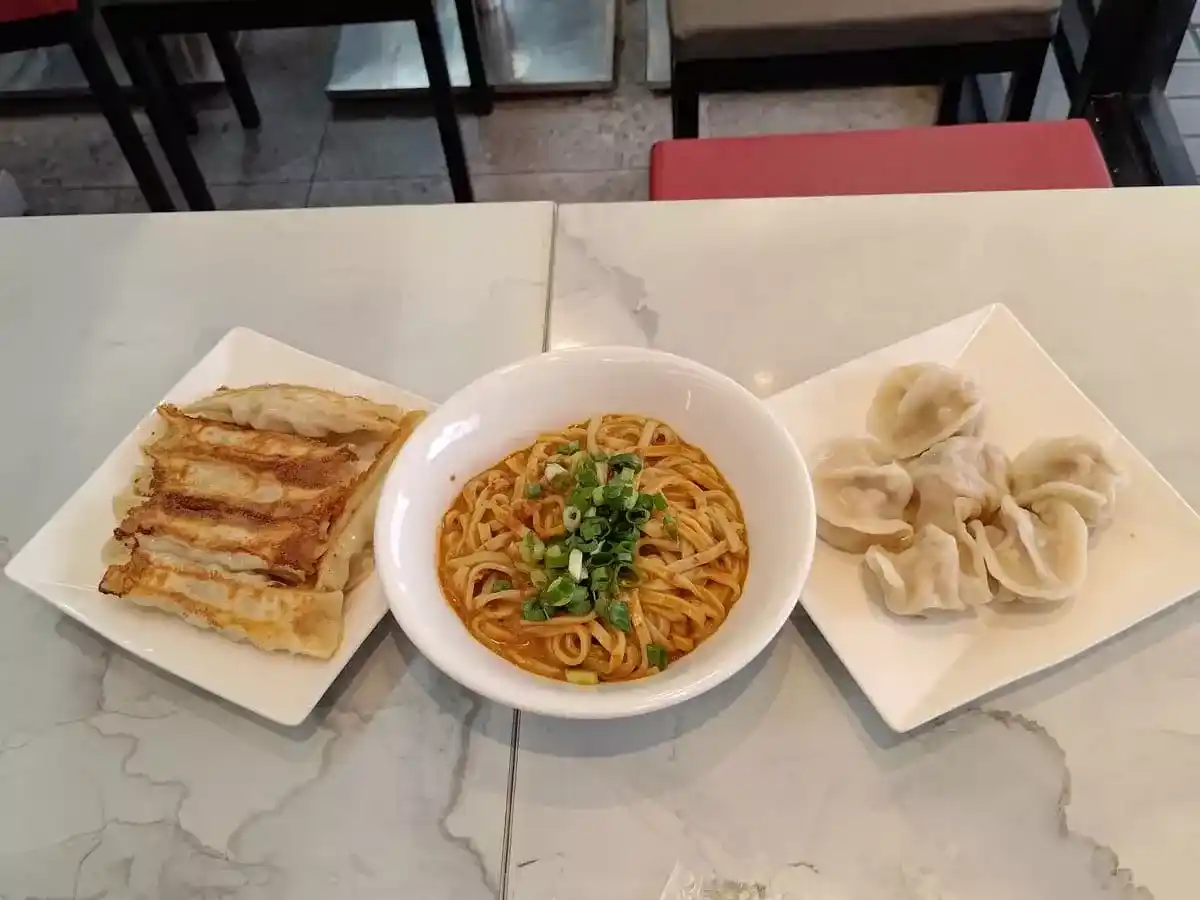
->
[646,643,669,670]
[663,515,678,539]
[517,450,663,629]
[605,600,631,632]
[522,599,548,621]
[491,579,513,592]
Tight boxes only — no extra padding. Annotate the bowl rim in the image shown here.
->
[375,344,817,718]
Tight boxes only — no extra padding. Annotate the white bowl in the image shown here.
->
[375,346,816,718]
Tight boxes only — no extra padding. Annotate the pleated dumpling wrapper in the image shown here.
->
[867,363,984,460]
[864,523,993,616]
[1010,436,1123,530]
[968,495,1089,602]
[906,437,1010,534]
[813,436,914,554]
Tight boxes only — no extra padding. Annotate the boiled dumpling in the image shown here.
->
[867,363,984,460]
[968,495,1088,602]
[1010,436,1122,529]
[813,437,914,554]
[906,437,1010,533]
[864,523,993,616]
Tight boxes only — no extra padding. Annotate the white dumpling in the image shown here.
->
[906,437,1010,533]
[1010,436,1122,529]
[185,384,408,438]
[968,496,1088,602]
[867,363,984,460]
[813,437,914,554]
[864,523,993,616]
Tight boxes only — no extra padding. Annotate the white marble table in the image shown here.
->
[0,203,553,899]
[521,188,1200,900]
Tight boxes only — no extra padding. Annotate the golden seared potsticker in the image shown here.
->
[100,384,425,658]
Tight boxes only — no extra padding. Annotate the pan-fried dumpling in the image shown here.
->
[867,363,984,460]
[1010,436,1122,529]
[968,496,1088,602]
[864,523,992,616]
[185,384,408,439]
[813,437,914,554]
[906,437,1010,533]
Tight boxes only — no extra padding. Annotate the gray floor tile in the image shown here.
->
[616,0,649,92]
[21,186,146,216]
[1185,137,1200,176]
[472,94,669,174]
[233,27,340,114]
[0,113,150,188]
[703,86,938,138]
[1169,97,1200,135]
[475,168,648,202]
[1181,30,1200,60]
[1168,61,1200,98]
[314,113,470,181]
[211,182,312,210]
[189,106,327,185]
[307,177,453,207]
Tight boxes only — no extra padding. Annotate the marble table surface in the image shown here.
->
[524,188,1200,900]
[5,189,1200,900]
[0,203,554,899]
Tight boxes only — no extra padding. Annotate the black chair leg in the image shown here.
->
[415,3,474,202]
[67,18,174,212]
[144,34,198,136]
[112,30,214,210]
[1005,41,1048,121]
[671,62,700,139]
[207,31,261,130]
[453,0,493,115]
[937,78,963,125]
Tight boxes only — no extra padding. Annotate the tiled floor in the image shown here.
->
[1167,23,1200,178]
[0,0,1085,214]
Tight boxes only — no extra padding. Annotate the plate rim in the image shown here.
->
[4,326,434,727]
[770,303,1200,732]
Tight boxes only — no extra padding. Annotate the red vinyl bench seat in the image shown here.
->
[650,120,1112,200]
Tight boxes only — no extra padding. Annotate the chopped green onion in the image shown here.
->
[491,579,513,592]
[522,599,548,621]
[624,491,638,510]
[525,483,543,499]
[558,441,580,454]
[664,515,678,539]
[626,507,651,526]
[569,486,594,511]
[529,570,548,588]
[568,548,584,580]
[520,531,546,563]
[608,453,643,472]
[591,451,609,462]
[564,506,582,532]
[646,643,669,670]
[605,600,631,632]
[603,484,625,504]
[593,593,611,617]
[541,575,576,607]
[544,544,569,569]
[566,588,591,615]
[592,486,605,505]
[649,492,668,511]
[566,669,599,685]
[574,456,599,488]
[544,462,568,481]
[614,468,636,484]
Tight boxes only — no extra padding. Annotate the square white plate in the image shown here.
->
[4,328,432,727]
[768,304,1200,732]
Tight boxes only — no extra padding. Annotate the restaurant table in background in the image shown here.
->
[0,203,553,898]
[520,189,1200,900]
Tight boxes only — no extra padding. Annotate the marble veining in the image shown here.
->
[531,190,1200,899]
[0,204,552,899]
